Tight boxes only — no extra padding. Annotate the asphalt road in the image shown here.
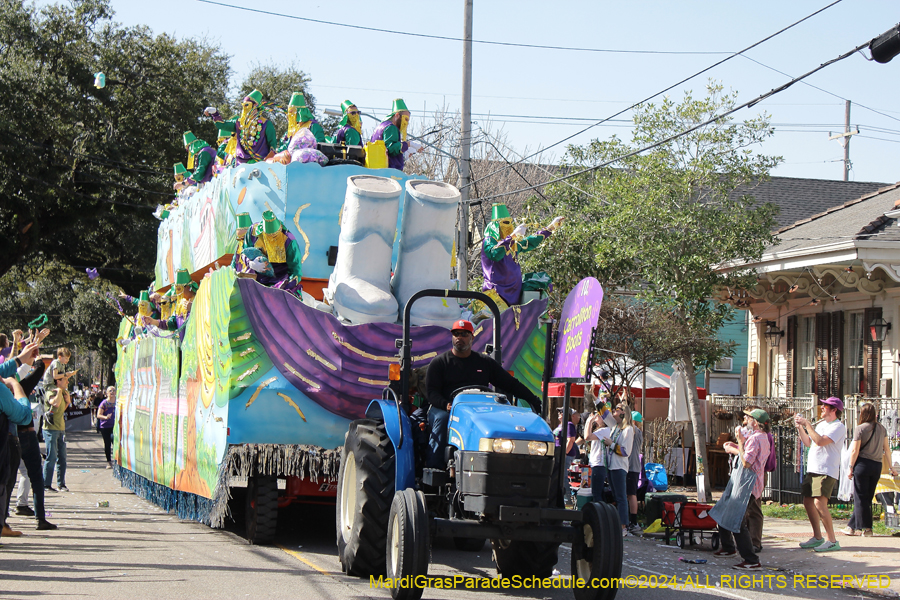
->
[0,432,863,600]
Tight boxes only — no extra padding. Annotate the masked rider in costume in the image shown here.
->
[206,89,277,165]
[243,210,303,296]
[147,269,197,341]
[480,203,563,311]
[370,98,413,171]
[329,100,363,146]
[184,138,217,186]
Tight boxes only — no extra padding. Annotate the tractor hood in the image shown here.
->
[447,392,554,452]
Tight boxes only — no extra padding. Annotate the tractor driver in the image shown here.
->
[424,319,543,468]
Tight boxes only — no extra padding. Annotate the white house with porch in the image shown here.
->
[724,182,900,403]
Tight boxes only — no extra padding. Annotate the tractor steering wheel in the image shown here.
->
[450,385,494,400]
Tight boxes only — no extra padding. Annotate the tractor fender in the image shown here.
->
[365,399,416,492]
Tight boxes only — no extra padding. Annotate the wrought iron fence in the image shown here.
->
[708,395,818,445]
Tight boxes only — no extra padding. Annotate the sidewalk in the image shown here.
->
[649,486,900,597]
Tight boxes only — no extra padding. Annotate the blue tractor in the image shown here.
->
[335,290,624,600]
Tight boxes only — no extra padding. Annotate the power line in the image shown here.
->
[739,54,900,125]
[461,0,845,192]
[196,0,734,56]
[857,135,900,144]
[472,39,871,204]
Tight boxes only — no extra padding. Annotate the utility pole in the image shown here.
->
[828,100,859,181]
[456,0,473,289]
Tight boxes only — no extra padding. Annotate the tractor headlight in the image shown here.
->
[492,439,515,453]
[527,441,549,456]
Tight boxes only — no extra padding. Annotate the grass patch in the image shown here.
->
[761,503,853,520]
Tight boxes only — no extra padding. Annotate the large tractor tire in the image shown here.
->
[336,419,396,576]
[572,501,624,600]
[491,539,560,579]
[245,475,278,545]
[386,488,430,600]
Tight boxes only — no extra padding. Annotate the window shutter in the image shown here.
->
[786,315,797,396]
[815,313,831,397]
[830,311,843,398]
[864,307,882,397]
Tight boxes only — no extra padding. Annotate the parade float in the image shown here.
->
[112,156,552,542]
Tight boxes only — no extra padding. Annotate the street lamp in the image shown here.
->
[764,321,784,348]
[869,317,892,342]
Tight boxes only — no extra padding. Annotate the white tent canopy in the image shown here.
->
[593,357,671,389]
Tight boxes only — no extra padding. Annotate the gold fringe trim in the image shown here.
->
[306,348,336,371]
[283,362,321,390]
[277,392,306,422]
[245,376,277,409]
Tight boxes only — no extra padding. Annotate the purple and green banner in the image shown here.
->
[551,277,604,381]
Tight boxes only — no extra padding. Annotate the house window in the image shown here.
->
[844,311,865,395]
[797,316,816,396]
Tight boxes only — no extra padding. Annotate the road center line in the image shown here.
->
[278,544,331,575]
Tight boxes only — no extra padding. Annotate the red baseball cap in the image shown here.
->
[450,319,474,334]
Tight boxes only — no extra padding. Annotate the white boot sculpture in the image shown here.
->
[391,179,462,327]
[328,175,401,324]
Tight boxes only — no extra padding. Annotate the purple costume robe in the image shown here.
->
[189,146,217,185]
[481,228,552,306]
[211,110,276,165]
[370,120,409,171]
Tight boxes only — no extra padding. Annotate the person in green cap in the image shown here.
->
[118,287,160,321]
[205,89,277,164]
[370,98,418,171]
[173,163,189,190]
[215,120,237,168]
[480,203,563,307]
[230,212,253,269]
[329,100,363,146]
[147,269,198,340]
[184,138,217,186]
[278,92,325,152]
[244,210,303,295]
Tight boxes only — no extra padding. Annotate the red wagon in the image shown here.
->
[662,501,720,550]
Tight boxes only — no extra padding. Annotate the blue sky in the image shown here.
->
[104,0,899,184]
